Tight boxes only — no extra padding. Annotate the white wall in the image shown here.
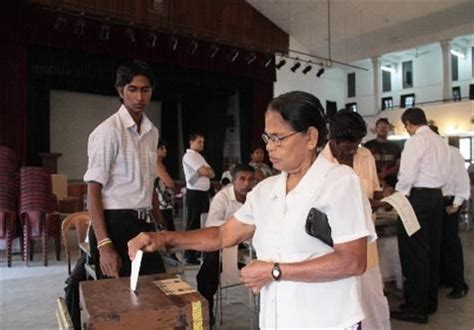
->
[50,90,161,181]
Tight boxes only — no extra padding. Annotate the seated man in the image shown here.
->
[196,164,255,324]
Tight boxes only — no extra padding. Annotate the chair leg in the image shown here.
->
[23,224,29,266]
[6,220,12,267]
[43,222,49,267]
[30,241,35,261]
[55,234,61,261]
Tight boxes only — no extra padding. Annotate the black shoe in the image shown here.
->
[400,303,436,315]
[447,285,469,299]
[186,258,201,265]
[391,310,428,324]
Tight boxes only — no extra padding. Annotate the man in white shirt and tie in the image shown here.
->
[196,163,255,324]
[390,108,450,324]
[182,132,215,264]
[439,138,470,299]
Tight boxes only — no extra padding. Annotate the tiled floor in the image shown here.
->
[1,228,473,329]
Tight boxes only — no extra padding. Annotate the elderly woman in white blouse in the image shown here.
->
[128,91,375,329]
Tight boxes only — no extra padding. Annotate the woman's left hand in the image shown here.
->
[240,260,274,294]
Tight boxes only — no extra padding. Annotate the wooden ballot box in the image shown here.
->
[80,274,209,329]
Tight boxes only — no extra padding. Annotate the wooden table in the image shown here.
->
[80,274,209,329]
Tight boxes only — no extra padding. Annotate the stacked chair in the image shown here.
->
[19,166,61,266]
[0,146,20,267]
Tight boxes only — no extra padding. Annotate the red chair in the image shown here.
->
[0,210,21,267]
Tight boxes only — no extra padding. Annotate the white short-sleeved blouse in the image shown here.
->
[234,153,376,328]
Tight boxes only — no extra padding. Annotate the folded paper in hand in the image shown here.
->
[305,207,333,247]
[130,250,143,292]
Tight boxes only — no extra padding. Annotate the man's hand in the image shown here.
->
[240,260,273,294]
[446,205,460,215]
[128,232,167,260]
[99,245,122,278]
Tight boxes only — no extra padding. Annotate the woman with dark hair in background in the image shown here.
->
[156,140,176,231]
[129,91,375,328]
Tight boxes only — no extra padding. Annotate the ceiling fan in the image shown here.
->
[404,48,430,58]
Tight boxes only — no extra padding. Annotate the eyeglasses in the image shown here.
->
[261,131,298,145]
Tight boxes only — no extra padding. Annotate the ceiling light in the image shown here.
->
[125,28,136,44]
[450,49,465,59]
[209,44,220,58]
[189,39,198,55]
[99,23,111,41]
[316,67,325,77]
[74,17,85,36]
[171,36,178,51]
[246,52,257,65]
[263,55,273,68]
[54,16,67,32]
[290,59,301,72]
[381,65,396,73]
[302,63,312,74]
[147,31,157,48]
[230,49,240,62]
[275,58,286,69]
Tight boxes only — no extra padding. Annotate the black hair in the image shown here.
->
[428,124,439,135]
[250,144,265,154]
[401,107,428,126]
[329,110,367,142]
[115,60,156,90]
[376,118,390,126]
[268,91,328,147]
[188,132,204,142]
[230,163,255,180]
[157,139,168,148]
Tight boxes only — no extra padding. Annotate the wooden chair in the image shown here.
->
[56,297,74,330]
[61,211,90,275]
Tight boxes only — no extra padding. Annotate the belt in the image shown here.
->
[104,209,154,222]
[411,187,441,192]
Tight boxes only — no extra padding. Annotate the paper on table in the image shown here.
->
[382,192,420,236]
[130,250,143,292]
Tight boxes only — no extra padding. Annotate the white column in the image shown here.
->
[371,57,381,115]
[440,40,452,101]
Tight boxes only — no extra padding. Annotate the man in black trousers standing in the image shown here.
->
[390,108,450,324]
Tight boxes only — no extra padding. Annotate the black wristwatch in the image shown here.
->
[271,263,282,281]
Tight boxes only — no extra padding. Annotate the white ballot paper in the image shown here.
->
[130,250,143,292]
[382,192,420,236]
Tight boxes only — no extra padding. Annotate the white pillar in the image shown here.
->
[440,40,452,101]
[371,57,381,115]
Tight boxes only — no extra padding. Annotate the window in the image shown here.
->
[381,97,393,110]
[452,86,461,101]
[451,54,459,81]
[326,100,337,119]
[459,137,472,168]
[347,73,356,98]
[402,61,413,89]
[345,102,358,112]
[400,93,415,108]
[472,47,474,77]
[382,68,391,92]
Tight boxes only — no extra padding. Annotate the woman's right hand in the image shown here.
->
[128,232,166,260]
[99,245,122,278]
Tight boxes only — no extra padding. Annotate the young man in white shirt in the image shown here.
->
[439,138,470,299]
[196,163,255,324]
[391,108,450,324]
[84,60,165,279]
[182,132,215,264]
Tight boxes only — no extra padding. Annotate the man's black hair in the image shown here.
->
[230,163,255,180]
[401,107,428,126]
[188,132,204,142]
[115,60,156,90]
[329,110,367,142]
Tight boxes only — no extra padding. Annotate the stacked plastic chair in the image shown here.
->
[19,166,61,266]
[0,146,20,267]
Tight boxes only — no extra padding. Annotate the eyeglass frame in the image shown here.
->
[261,131,299,145]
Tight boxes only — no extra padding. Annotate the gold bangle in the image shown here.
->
[97,237,111,245]
[97,239,112,249]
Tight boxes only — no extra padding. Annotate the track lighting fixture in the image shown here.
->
[209,44,220,58]
[189,39,199,55]
[54,16,67,32]
[125,28,136,44]
[276,58,286,69]
[290,59,301,72]
[316,67,325,77]
[74,17,85,36]
[99,22,110,41]
[302,63,312,74]
[245,52,257,65]
[146,31,157,48]
[171,36,179,51]
[230,48,240,62]
[263,55,273,68]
